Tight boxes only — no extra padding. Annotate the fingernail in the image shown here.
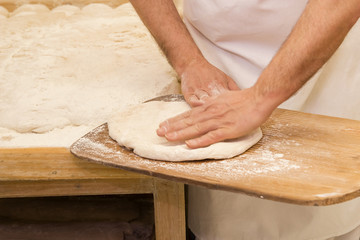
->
[189,96,204,106]
[189,95,198,102]
[199,94,209,101]
[165,132,177,139]
[185,139,197,148]
[157,126,167,136]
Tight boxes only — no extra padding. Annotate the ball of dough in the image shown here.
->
[108,101,263,161]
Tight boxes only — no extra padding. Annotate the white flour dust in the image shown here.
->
[0,3,180,147]
[113,132,303,179]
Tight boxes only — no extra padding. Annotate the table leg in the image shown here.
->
[153,179,186,240]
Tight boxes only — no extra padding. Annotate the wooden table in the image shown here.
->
[0,147,186,240]
[1,108,360,240]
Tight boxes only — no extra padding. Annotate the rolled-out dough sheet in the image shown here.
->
[108,101,262,161]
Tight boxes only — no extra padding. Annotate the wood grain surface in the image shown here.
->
[0,147,186,240]
[70,108,360,206]
[0,147,154,198]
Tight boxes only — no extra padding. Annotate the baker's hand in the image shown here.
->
[157,88,274,148]
[180,59,239,107]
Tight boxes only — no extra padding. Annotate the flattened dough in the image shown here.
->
[108,101,262,161]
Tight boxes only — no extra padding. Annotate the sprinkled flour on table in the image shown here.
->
[71,123,306,180]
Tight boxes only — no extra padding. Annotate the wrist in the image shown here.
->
[251,82,285,116]
[172,53,205,77]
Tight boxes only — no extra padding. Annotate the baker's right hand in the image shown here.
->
[180,58,239,107]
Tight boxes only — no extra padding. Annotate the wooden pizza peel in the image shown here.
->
[70,95,360,206]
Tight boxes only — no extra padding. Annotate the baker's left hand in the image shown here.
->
[157,88,274,148]
[179,58,239,107]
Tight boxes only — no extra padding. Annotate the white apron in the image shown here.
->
[183,1,360,239]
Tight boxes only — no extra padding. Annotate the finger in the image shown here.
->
[181,79,204,107]
[156,110,192,136]
[164,119,219,142]
[194,89,210,100]
[207,82,227,96]
[158,109,191,127]
[185,128,230,149]
[185,90,210,107]
[157,107,210,136]
[187,95,205,107]
[156,120,168,136]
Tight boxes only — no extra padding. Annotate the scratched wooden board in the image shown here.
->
[70,108,360,206]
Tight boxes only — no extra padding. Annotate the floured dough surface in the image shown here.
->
[108,101,262,161]
[0,6,8,17]
[0,3,179,147]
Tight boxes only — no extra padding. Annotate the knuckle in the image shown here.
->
[207,130,225,142]
[206,104,224,115]
[193,123,203,134]
[223,119,237,128]
[182,110,192,118]
[183,117,194,127]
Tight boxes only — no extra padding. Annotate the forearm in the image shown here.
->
[129,0,204,75]
[254,0,360,113]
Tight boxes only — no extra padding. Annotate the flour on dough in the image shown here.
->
[108,101,262,162]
